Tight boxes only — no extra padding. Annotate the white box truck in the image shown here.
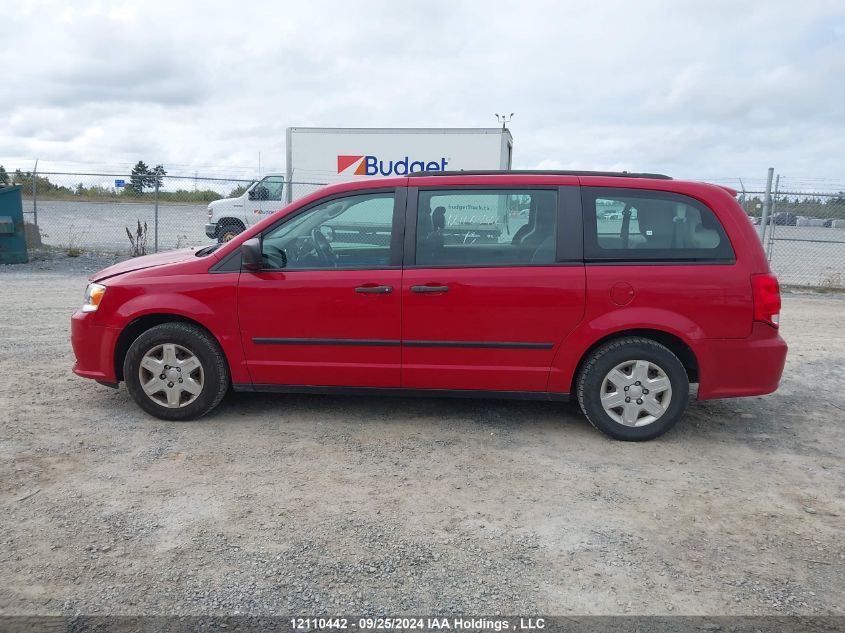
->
[205,127,513,241]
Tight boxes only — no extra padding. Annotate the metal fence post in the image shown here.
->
[32,165,38,227]
[767,174,780,259]
[759,167,774,243]
[154,180,159,253]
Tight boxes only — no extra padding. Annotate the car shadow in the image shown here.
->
[211,389,592,433]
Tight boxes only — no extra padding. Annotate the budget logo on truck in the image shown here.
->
[337,154,449,177]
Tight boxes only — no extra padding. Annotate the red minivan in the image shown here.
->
[71,171,787,440]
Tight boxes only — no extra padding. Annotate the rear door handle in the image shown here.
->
[355,285,393,294]
[410,285,449,293]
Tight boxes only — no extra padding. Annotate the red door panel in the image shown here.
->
[545,263,751,393]
[401,267,585,392]
[584,264,753,339]
[238,270,402,386]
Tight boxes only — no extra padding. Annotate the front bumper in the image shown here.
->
[71,311,120,384]
[204,222,218,239]
[696,323,788,400]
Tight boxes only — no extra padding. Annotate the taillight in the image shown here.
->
[751,273,781,328]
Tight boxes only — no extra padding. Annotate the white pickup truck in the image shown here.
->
[205,175,286,242]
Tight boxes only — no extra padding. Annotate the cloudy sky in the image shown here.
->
[2,0,844,187]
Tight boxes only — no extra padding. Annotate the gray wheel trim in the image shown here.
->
[138,343,204,408]
[600,360,672,427]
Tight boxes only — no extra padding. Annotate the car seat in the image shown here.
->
[417,202,444,263]
[635,202,676,249]
[512,197,537,245]
[530,234,556,264]
[684,207,721,249]
[432,206,445,232]
[519,197,556,248]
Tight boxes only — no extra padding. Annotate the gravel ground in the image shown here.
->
[0,254,843,616]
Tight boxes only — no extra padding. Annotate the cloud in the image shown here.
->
[1,0,843,184]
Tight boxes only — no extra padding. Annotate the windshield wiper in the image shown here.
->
[195,243,223,257]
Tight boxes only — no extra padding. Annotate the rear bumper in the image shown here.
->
[696,323,788,400]
[71,311,120,384]
[204,222,218,239]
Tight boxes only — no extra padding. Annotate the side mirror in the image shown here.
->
[241,238,263,271]
[247,189,257,201]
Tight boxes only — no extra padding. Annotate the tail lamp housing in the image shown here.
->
[751,273,781,328]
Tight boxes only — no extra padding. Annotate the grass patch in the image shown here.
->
[782,284,845,295]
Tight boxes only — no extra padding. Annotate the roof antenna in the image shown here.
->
[495,113,514,130]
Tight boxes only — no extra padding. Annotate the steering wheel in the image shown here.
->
[262,244,287,269]
[311,228,337,266]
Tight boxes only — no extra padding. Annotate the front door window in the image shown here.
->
[261,192,395,270]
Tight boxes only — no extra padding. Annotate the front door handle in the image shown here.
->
[355,285,393,294]
[410,285,449,293]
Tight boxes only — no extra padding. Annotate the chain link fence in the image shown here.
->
[740,188,845,289]
[6,171,326,255]
[2,168,843,289]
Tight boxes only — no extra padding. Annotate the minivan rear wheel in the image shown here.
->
[577,337,689,441]
[123,323,229,421]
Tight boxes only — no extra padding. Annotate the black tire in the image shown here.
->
[576,337,689,441]
[216,219,245,243]
[123,323,230,421]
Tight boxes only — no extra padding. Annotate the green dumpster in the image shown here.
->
[0,185,28,264]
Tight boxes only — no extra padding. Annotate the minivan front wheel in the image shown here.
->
[577,337,689,441]
[123,323,229,421]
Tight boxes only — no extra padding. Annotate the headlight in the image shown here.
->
[207,206,213,219]
[82,283,106,313]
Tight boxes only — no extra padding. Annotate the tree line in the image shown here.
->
[0,163,246,202]
[741,194,845,220]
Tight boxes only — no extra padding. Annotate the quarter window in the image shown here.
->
[415,189,558,267]
[583,187,734,262]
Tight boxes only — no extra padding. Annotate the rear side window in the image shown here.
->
[583,187,734,262]
[415,189,558,267]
